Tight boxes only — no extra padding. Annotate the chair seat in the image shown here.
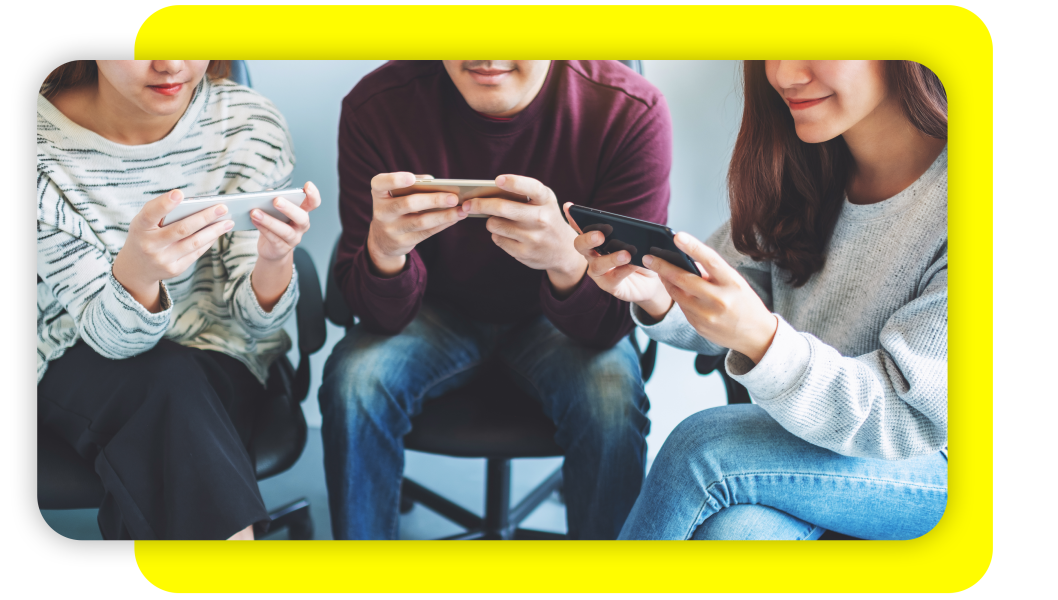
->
[405,368,563,459]
[38,357,306,510]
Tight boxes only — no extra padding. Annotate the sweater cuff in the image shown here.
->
[726,314,811,402]
[238,263,299,332]
[631,301,727,355]
[539,271,607,316]
[106,270,172,325]
[357,248,424,299]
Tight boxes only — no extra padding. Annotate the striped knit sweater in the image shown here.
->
[37,77,299,385]
[634,148,948,461]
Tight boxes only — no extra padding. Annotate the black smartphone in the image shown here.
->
[567,205,701,276]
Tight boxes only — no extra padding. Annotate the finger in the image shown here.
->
[257,225,287,248]
[413,217,462,242]
[399,206,466,234]
[467,196,533,221]
[272,195,310,229]
[370,172,417,197]
[643,254,708,294]
[485,217,525,243]
[138,189,184,228]
[162,202,229,243]
[563,203,584,234]
[391,191,460,217]
[602,263,650,285]
[587,249,632,278]
[299,181,323,213]
[494,174,551,206]
[171,218,234,259]
[673,232,734,285]
[252,208,298,244]
[573,230,606,257]
[490,232,522,256]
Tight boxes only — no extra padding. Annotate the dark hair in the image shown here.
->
[40,61,232,100]
[727,61,947,286]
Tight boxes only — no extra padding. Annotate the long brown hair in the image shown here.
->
[40,60,232,100]
[727,61,947,286]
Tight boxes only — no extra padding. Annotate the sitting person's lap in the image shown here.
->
[38,339,268,540]
[318,302,650,539]
[619,404,947,540]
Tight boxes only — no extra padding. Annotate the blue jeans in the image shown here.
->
[618,404,947,540]
[319,303,650,540]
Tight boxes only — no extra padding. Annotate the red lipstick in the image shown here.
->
[787,96,830,111]
[148,83,183,96]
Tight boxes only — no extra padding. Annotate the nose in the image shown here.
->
[772,60,812,89]
[152,61,185,75]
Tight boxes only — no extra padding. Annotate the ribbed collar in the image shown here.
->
[37,77,211,159]
[840,145,947,222]
[444,61,557,137]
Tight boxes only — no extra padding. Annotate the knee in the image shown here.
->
[652,405,772,481]
[319,335,409,421]
[563,351,646,435]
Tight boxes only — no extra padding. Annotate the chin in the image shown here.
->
[793,124,839,145]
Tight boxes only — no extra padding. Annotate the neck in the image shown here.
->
[52,79,192,146]
[841,96,946,205]
[486,61,551,118]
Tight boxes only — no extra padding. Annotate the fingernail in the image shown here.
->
[675,232,690,244]
[275,198,287,207]
[618,252,630,263]
[223,220,234,230]
[447,195,458,206]
[169,190,182,202]
[251,210,261,220]
[495,176,506,186]
[594,232,603,244]
[215,205,227,216]
[643,256,654,267]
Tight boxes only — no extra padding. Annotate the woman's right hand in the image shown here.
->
[112,189,235,312]
[564,203,674,322]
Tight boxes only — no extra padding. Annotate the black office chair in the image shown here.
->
[325,239,658,539]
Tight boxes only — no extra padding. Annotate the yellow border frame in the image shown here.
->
[133,5,992,593]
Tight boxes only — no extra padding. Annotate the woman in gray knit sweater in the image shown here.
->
[37,61,321,539]
[568,61,948,540]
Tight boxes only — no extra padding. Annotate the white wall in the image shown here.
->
[250,60,744,462]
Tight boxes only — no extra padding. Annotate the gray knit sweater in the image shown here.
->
[634,148,947,461]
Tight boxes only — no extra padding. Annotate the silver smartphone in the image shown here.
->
[161,188,306,231]
[390,177,528,218]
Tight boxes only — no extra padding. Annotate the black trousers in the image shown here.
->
[37,339,270,540]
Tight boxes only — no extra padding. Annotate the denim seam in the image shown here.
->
[719,470,948,492]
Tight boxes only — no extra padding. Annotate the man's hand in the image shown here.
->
[465,175,587,297]
[366,172,471,277]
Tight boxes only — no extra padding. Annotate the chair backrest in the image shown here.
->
[229,60,252,87]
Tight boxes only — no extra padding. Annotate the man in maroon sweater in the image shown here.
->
[320,61,672,539]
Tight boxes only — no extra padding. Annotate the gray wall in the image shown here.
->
[250,61,743,438]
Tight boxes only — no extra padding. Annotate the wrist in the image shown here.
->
[737,313,779,365]
[547,254,588,298]
[366,230,407,278]
[111,264,163,313]
[636,291,674,324]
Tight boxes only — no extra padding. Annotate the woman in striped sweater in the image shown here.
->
[37,60,320,540]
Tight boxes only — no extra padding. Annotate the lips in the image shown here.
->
[467,69,513,85]
[148,83,183,96]
[787,96,830,111]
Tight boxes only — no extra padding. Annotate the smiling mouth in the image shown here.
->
[148,83,184,96]
[467,69,514,85]
[787,96,831,111]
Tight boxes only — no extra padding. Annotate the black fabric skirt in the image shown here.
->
[37,339,270,540]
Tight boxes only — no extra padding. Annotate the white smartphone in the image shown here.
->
[161,188,306,231]
[390,177,528,218]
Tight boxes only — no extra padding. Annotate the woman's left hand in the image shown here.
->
[249,181,321,311]
[253,181,322,262]
[642,232,778,364]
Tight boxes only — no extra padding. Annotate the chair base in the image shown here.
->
[400,459,566,540]
[261,497,313,540]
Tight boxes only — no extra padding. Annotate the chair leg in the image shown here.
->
[483,458,513,539]
[264,498,313,540]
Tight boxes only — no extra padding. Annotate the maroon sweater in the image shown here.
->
[336,61,672,348]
